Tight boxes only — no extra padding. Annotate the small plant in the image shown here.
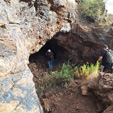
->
[51,62,75,86]
[75,62,99,77]
[36,62,75,97]
[85,65,91,76]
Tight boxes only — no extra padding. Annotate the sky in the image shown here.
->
[104,0,113,14]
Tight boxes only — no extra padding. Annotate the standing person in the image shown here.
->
[45,49,54,69]
[97,45,113,73]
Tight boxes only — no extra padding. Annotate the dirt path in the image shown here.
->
[42,88,97,113]
[28,53,98,113]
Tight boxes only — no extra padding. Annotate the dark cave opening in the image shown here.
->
[28,37,70,83]
[28,35,74,103]
[29,32,99,76]
[29,38,69,65]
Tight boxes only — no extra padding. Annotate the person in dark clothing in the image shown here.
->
[97,45,113,73]
[45,49,54,69]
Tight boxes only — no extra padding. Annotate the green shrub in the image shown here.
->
[75,61,99,77]
[79,0,104,23]
[50,62,75,87]
[36,62,75,97]
[53,63,74,78]
[36,61,99,97]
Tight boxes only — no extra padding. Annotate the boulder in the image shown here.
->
[82,72,113,111]
[0,66,43,113]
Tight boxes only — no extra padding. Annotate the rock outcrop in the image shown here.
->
[0,0,76,75]
[0,0,76,112]
[52,23,113,64]
[80,72,113,112]
[0,66,43,113]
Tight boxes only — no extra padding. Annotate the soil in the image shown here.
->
[28,52,99,113]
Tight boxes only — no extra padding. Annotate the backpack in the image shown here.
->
[106,49,113,63]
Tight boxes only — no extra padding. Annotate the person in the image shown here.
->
[97,44,113,73]
[45,49,54,69]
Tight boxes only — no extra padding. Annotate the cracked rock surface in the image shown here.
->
[0,0,76,112]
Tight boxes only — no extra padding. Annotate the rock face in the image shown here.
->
[103,104,113,113]
[0,66,43,113]
[93,73,113,106]
[53,23,113,64]
[81,72,113,112]
[0,0,76,112]
[0,0,76,76]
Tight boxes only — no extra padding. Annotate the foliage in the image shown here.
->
[36,62,75,97]
[75,61,99,77]
[100,14,113,26]
[108,14,113,24]
[51,62,75,84]
[79,0,104,23]
[36,61,99,97]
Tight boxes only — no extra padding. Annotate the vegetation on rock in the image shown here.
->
[79,0,105,23]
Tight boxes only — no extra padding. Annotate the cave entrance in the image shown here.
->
[28,37,69,83]
[28,37,100,113]
[28,35,105,113]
